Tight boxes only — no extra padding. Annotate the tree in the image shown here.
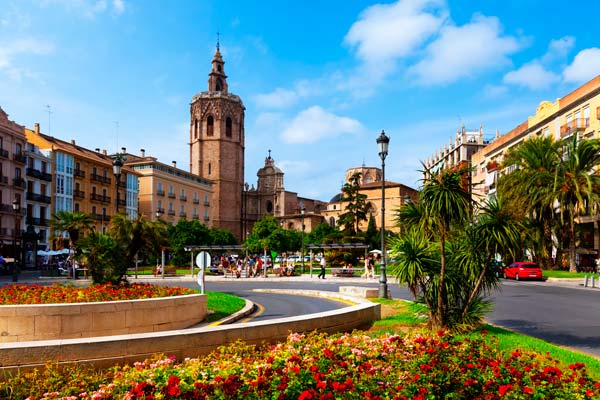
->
[168,219,212,265]
[337,172,370,234]
[390,185,521,331]
[364,213,379,251]
[210,227,238,246]
[78,232,126,284]
[554,136,600,272]
[306,223,341,245]
[108,214,167,270]
[49,211,95,255]
[497,135,560,267]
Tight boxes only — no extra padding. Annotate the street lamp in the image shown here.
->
[112,154,124,213]
[377,130,390,299]
[12,196,20,282]
[300,202,305,274]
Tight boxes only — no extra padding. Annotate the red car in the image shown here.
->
[503,262,543,281]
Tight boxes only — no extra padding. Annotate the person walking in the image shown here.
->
[318,255,326,279]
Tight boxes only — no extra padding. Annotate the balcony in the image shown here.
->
[27,168,53,182]
[90,193,111,203]
[167,192,176,199]
[204,201,210,206]
[90,173,111,184]
[157,189,165,197]
[74,169,85,178]
[192,198,199,204]
[167,209,176,216]
[203,216,209,221]
[179,211,187,217]
[12,177,25,189]
[12,152,26,164]
[26,192,52,204]
[180,195,187,201]
[0,176,8,186]
[156,207,165,215]
[93,213,108,221]
[0,149,8,159]
[560,118,590,137]
[26,216,48,226]
[74,189,85,199]
[118,198,126,207]
[486,161,499,171]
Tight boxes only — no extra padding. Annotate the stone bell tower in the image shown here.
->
[189,43,245,240]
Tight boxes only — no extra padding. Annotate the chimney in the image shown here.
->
[172,161,177,168]
[71,139,76,145]
[140,148,145,157]
[95,148,100,153]
[121,147,126,154]
[34,123,40,134]
[102,150,107,155]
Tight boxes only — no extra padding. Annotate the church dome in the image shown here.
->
[329,192,343,203]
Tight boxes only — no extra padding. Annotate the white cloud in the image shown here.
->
[344,0,447,63]
[112,0,125,15]
[563,48,600,83]
[281,106,364,144]
[503,62,560,90]
[276,160,313,175]
[253,79,318,109]
[39,0,125,18]
[0,38,55,81]
[541,36,575,63]
[408,14,522,85]
[483,84,508,98]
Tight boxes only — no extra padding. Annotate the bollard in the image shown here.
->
[592,275,595,288]
[584,275,589,287]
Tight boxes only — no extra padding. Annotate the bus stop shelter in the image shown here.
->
[306,243,369,278]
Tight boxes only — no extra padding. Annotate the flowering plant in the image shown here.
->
[3,330,598,399]
[0,283,195,305]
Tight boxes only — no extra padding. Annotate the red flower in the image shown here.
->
[523,387,533,394]
[498,384,513,396]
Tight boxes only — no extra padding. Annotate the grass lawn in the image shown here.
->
[370,298,600,380]
[205,291,246,322]
[543,270,596,279]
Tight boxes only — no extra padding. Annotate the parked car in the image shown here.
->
[503,262,543,281]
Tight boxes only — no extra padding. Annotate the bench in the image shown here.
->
[332,269,356,277]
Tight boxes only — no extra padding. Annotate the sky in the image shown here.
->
[1,0,600,202]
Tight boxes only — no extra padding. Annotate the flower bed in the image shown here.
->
[0,283,195,304]
[3,330,598,399]
[0,284,205,342]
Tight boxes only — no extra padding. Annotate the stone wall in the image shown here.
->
[0,294,206,342]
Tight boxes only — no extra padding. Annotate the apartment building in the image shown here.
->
[125,150,213,225]
[0,107,26,260]
[25,124,140,238]
[24,140,52,251]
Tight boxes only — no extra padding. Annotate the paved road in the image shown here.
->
[3,271,599,358]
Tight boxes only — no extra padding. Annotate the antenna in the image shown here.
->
[45,105,52,134]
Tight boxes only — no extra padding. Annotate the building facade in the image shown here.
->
[25,125,140,240]
[189,46,245,240]
[322,166,418,233]
[0,107,26,261]
[24,139,52,252]
[125,149,213,225]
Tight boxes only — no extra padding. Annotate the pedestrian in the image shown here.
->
[318,255,326,279]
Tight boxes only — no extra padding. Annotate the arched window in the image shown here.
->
[194,119,199,139]
[329,217,336,227]
[226,117,232,137]
[266,200,273,213]
[216,78,223,91]
[208,163,211,175]
[206,116,214,136]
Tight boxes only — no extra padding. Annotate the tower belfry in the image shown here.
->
[189,44,245,240]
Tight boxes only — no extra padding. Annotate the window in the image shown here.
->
[194,119,199,139]
[207,116,214,136]
[42,161,47,174]
[216,78,223,91]
[208,163,211,175]
[226,117,232,137]
[74,203,79,212]
[157,182,163,192]
[157,200,162,210]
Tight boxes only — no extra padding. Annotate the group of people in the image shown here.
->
[221,254,266,278]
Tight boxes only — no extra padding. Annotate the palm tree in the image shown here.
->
[49,211,95,254]
[418,165,472,328]
[109,214,167,271]
[554,136,600,272]
[497,135,560,267]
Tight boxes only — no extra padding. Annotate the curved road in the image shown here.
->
[147,277,600,358]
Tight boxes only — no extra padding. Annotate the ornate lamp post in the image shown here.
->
[112,155,124,213]
[300,202,305,274]
[376,130,390,299]
[12,196,20,282]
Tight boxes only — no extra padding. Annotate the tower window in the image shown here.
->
[206,116,214,136]
[194,119,199,139]
[208,163,211,175]
[217,65,222,72]
[226,117,232,137]
[216,78,223,91]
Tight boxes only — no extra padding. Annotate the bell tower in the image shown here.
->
[190,43,245,240]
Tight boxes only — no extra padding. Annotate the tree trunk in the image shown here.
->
[569,218,577,273]
[436,233,446,329]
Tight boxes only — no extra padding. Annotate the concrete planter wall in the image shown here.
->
[0,294,206,342]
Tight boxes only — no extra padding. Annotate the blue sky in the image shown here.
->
[2,1,600,202]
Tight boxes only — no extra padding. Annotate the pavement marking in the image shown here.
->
[240,302,264,323]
